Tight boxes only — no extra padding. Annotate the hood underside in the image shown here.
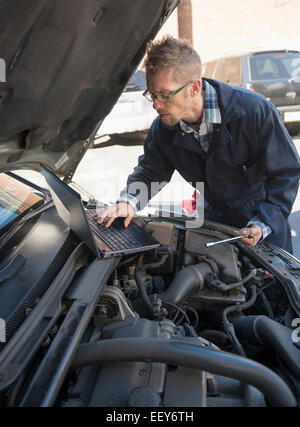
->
[0,0,178,181]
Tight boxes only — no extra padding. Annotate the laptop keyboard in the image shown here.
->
[86,210,144,251]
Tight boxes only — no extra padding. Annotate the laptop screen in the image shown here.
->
[41,166,99,256]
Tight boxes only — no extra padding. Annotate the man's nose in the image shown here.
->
[153,97,163,110]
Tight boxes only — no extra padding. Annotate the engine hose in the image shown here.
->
[222,285,257,325]
[212,269,257,292]
[134,256,153,313]
[134,254,169,313]
[222,285,257,357]
[143,253,169,270]
[232,315,300,381]
[160,261,217,306]
[71,337,296,407]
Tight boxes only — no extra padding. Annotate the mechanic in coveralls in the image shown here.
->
[99,36,300,253]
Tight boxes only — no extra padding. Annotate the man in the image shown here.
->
[99,36,300,253]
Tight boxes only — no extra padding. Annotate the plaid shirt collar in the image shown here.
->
[179,79,221,132]
[202,79,221,124]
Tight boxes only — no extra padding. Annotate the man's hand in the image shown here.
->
[237,224,262,247]
[97,202,135,228]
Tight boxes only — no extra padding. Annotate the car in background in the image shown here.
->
[92,68,157,147]
[203,50,300,135]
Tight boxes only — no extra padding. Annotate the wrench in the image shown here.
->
[205,234,254,248]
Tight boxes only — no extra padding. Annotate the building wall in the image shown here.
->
[155,0,300,63]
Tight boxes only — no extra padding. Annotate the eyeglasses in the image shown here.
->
[143,80,193,103]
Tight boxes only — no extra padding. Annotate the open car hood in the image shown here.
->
[0,0,178,181]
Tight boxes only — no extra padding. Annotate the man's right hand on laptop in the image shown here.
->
[97,202,135,228]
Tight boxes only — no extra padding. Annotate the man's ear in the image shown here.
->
[190,79,202,96]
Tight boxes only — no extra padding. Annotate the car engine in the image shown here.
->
[0,214,300,407]
[60,220,300,407]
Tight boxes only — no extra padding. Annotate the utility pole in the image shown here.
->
[177,0,194,46]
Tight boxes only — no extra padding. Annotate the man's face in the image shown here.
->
[147,68,192,126]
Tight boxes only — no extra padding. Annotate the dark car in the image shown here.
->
[0,1,300,408]
[203,50,300,135]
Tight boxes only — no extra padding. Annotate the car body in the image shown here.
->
[203,50,300,135]
[0,0,300,408]
[92,68,157,148]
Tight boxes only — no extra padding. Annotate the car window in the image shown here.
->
[218,57,241,85]
[124,69,147,92]
[283,56,300,78]
[0,173,45,230]
[249,53,300,80]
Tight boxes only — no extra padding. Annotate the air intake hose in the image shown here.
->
[160,261,217,306]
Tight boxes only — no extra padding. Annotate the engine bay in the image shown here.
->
[0,207,300,407]
[67,220,299,407]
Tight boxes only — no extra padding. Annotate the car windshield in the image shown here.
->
[249,53,300,81]
[0,173,45,230]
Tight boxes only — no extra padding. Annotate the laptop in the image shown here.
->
[41,166,160,258]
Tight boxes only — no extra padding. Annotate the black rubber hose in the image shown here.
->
[134,254,169,314]
[143,253,169,271]
[134,256,153,313]
[212,269,257,292]
[222,285,257,357]
[222,285,257,325]
[232,315,300,381]
[160,262,216,306]
[71,337,296,407]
